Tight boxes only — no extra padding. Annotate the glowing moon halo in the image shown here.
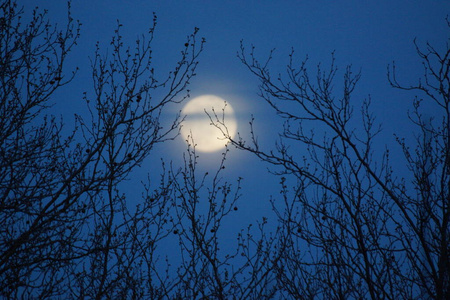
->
[180,95,237,152]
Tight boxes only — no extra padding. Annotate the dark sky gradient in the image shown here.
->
[21,0,450,261]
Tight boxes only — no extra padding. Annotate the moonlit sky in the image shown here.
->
[21,0,449,257]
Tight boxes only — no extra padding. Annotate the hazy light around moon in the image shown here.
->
[181,95,237,153]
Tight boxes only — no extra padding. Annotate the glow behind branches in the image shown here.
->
[181,95,237,152]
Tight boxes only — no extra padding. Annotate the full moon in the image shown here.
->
[181,95,237,152]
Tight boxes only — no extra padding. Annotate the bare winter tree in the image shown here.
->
[215,25,450,299]
[0,2,279,299]
[0,1,206,297]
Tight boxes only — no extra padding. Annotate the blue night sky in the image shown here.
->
[21,0,450,267]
